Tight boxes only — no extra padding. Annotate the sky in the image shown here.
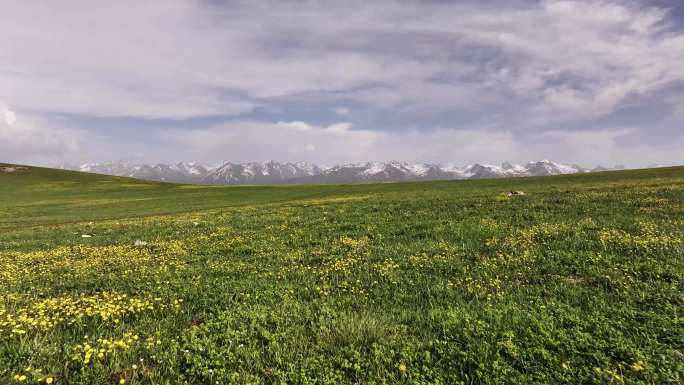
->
[1,0,683,168]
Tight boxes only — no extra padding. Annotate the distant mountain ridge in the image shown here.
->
[58,160,628,185]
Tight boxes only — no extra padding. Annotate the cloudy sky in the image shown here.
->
[1,0,683,168]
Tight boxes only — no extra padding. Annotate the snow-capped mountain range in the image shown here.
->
[58,160,627,185]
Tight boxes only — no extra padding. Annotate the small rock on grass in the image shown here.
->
[506,191,526,197]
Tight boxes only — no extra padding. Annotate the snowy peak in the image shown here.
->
[171,162,209,177]
[321,161,450,182]
[202,161,324,184]
[525,160,586,176]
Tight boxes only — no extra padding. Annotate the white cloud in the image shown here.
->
[277,121,313,131]
[1,104,17,126]
[0,109,79,164]
[166,121,377,164]
[334,107,350,116]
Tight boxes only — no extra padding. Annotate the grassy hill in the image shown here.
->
[0,164,682,384]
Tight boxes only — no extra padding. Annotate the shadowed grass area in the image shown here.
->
[0,163,682,384]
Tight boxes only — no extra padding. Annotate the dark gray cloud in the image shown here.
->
[0,0,682,167]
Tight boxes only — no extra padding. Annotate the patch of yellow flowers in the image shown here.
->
[0,292,181,336]
[0,241,188,288]
[599,222,681,253]
[376,258,400,276]
[338,235,369,249]
[71,332,139,364]
[11,367,54,383]
[316,236,370,276]
[503,223,566,250]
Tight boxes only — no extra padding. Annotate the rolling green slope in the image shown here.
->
[0,163,683,384]
[2,163,683,228]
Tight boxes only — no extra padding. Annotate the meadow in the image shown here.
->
[0,164,682,384]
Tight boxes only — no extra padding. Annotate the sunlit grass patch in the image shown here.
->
[300,194,374,205]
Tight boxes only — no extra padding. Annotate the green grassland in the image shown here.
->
[0,163,682,384]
